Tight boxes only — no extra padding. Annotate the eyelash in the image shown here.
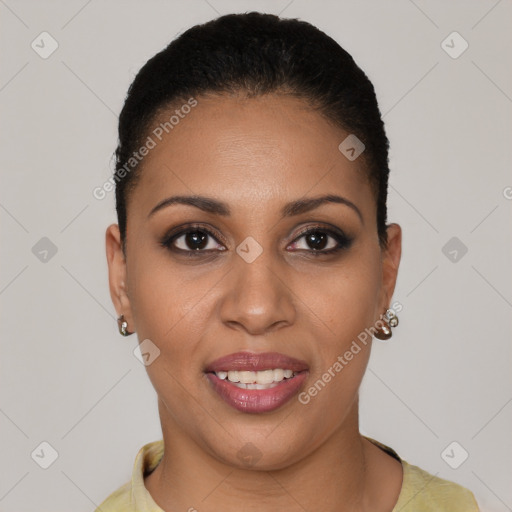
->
[160,223,352,257]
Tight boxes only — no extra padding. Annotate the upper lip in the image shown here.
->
[204,351,309,373]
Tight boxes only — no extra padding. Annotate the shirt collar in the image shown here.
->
[130,440,165,511]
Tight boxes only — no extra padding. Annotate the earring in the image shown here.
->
[374,308,399,341]
[117,315,133,336]
[386,309,399,328]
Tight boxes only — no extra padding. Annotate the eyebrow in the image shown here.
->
[148,194,363,223]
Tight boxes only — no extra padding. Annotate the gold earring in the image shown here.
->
[117,315,133,336]
[374,309,399,341]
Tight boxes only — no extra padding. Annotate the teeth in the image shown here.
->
[273,369,284,381]
[256,369,274,384]
[238,371,255,384]
[215,369,298,384]
[231,382,279,390]
[227,370,239,382]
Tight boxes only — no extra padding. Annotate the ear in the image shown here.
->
[105,224,135,332]
[378,223,402,312]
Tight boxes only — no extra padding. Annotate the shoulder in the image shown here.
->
[395,459,480,511]
[94,481,132,512]
[94,440,165,512]
[363,436,480,512]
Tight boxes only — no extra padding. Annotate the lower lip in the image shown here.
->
[206,372,308,413]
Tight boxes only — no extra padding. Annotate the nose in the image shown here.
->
[218,250,297,336]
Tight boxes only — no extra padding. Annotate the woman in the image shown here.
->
[98,12,480,511]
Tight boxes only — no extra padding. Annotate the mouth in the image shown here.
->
[204,352,309,413]
[211,368,301,389]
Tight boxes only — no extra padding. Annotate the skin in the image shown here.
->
[106,92,403,511]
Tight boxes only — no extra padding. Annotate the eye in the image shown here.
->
[288,226,352,255]
[161,224,352,256]
[161,225,226,254]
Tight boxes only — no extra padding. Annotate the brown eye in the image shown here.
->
[176,230,211,251]
[161,226,226,253]
[288,227,352,255]
[302,231,331,251]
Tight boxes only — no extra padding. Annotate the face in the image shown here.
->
[106,92,401,470]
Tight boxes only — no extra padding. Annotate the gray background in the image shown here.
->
[1,0,511,510]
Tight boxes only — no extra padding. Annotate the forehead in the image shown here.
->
[131,93,374,218]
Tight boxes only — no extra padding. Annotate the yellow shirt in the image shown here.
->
[95,437,480,511]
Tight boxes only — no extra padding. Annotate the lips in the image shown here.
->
[204,351,309,414]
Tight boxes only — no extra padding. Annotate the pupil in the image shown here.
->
[307,231,327,250]
[186,231,207,250]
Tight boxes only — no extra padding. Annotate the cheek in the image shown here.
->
[310,248,382,348]
[126,246,209,341]
[125,248,224,408]
[126,255,215,422]
[297,249,381,413]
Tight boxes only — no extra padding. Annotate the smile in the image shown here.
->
[204,352,309,413]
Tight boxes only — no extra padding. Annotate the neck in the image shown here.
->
[145,398,374,512]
